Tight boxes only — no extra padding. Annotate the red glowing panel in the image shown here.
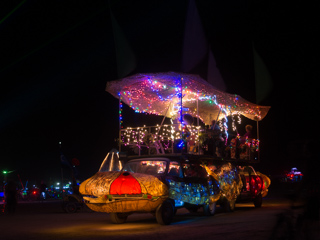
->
[250,176,256,195]
[110,172,142,195]
[256,177,262,191]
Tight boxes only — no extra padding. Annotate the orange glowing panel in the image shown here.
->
[110,172,142,195]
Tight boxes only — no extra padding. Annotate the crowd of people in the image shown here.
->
[201,119,255,159]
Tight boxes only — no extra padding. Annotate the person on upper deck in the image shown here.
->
[209,120,225,157]
[210,120,220,133]
[244,125,253,138]
[241,124,253,143]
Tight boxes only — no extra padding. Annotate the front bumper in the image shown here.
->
[83,195,167,213]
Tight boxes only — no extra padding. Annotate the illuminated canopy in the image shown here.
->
[106,72,270,124]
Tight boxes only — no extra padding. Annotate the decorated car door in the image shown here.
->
[166,161,219,205]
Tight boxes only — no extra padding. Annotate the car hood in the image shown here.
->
[79,171,168,197]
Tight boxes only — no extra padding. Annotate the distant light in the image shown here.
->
[2,171,7,174]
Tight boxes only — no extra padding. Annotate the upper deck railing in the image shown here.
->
[119,124,259,162]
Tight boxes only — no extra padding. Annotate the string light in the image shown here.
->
[108,73,269,125]
[231,114,237,132]
[112,74,267,158]
[118,92,123,129]
[120,124,202,150]
[237,112,242,124]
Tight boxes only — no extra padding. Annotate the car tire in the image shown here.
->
[156,200,174,225]
[174,208,178,215]
[254,193,262,208]
[110,213,128,224]
[64,202,77,213]
[221,198,236,212]
[203,202,216,216]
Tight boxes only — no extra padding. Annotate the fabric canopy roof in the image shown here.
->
[106,72,270,125]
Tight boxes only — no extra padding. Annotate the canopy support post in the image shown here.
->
[155,103,171,155]
[211,107,222,156]
[118,93,122,153]
[212,107,221,129]
[180,77,183,140]
[156,103,171,137]
[257,120,260,162]
[197,99,200,155]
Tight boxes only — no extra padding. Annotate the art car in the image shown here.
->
[80,72,272,225]
[196,161,270,212]
[229,165,270,209]
[80,155,224,225]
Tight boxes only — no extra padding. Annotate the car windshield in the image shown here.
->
[122,159,167,176]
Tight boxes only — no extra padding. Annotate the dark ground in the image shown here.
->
[1,184,319,240]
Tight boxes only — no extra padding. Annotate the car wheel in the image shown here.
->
[64,202,77,213]
[254,193,262,208]
[156,200,174,225]
[221,198,236,212]
[110,213,128,224]
[174,208,178,215]
[203,202,216,216]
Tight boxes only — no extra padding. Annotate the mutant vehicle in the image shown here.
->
[234,165,270,208]
[80,72,271,225]
[81,154,222,225]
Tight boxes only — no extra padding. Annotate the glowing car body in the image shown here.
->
[80,155,265,224]
[235,165,271,208]
[80,155,225,224]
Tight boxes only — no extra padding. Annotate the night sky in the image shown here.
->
[0,0,318,185]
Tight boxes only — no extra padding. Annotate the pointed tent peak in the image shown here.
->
[99,149,123,172]
[253,45,273,104]
[207,45,227,92]
[110,10,136,78]
[181,0,208,72]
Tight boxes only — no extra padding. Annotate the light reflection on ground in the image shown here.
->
[39,215,162,237]
[1,199,295,240]
[0,199,300,240]
[96,223,159,232]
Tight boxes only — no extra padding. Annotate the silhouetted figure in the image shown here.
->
[5,180,18,214]
[303,140,319,221]
[40,180,47,200]
[203,130,215,155]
